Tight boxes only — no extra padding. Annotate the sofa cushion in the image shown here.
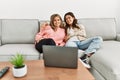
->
[90,41,120,80]
[117,34,120,41]
[0,20,1,45]
[0,44,40,61]
[78,18,116,40]
[1,19,39,44]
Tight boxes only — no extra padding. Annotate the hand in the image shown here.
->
[35,38,44,43]
[35,40,39,44]
[41,22,49,28]
[64,35,70,42]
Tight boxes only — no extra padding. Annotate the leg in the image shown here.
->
[35,38,56,53]
[79,36,103,68]
[45,38,56,45]
[65,39,78,47]
[65,39,86,58]
[78,36,103,55]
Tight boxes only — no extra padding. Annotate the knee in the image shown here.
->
[47,38,54,42]
[47,38,56,45]
[65,41,77,47]
[65,41,71,46]
[35,43,42,53]
[93,36,103,43]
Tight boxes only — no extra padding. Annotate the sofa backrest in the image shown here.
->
[78,18,117,40]
[1,19,39,44]
[0,20,1,45]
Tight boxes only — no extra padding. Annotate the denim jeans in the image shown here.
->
[65,36,103,54]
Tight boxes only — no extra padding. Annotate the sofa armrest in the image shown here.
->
[117,34,120,41]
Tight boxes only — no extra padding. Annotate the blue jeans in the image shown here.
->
[65,36,103,54]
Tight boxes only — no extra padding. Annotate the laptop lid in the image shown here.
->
[43,45,78,68]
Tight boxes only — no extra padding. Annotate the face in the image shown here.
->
[65,15,74,26]
[53,16,61,27]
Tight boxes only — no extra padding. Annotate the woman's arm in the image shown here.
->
[40,22,49,32]
[75,24,86,37]
[35,25,51,43]
[64,35,71,42]
[69,24,86,38]
[35,32,44,43]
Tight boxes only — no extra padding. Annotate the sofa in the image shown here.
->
[0,18,120,80]
[78,18,120,80]
[0,19,40,61]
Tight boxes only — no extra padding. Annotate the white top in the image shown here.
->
[67,27,79,41]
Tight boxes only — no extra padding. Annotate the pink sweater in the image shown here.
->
[35,26,66,46]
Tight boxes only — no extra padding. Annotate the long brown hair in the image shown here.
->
[50,14,64,31]
[64,12,80,34]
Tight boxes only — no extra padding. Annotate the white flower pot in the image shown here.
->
[12,65,27,77]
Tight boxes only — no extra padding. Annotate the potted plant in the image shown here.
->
[10,53,27,77]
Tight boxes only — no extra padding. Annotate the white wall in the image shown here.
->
[0,0,120,32]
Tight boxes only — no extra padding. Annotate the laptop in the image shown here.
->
[43,45,78,68]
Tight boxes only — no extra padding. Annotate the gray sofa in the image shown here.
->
[78,18,120,80]
[0,19,40,61]
[0,18,120,80]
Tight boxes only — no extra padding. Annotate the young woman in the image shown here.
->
[64,12,103,68]
[35,14,66,53]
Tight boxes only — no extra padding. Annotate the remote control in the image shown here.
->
[0,67,9,78]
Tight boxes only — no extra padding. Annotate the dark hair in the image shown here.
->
[64,12,80,34]
[50,14,64,31]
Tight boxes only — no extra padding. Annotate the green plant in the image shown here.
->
[10,53,25,68]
